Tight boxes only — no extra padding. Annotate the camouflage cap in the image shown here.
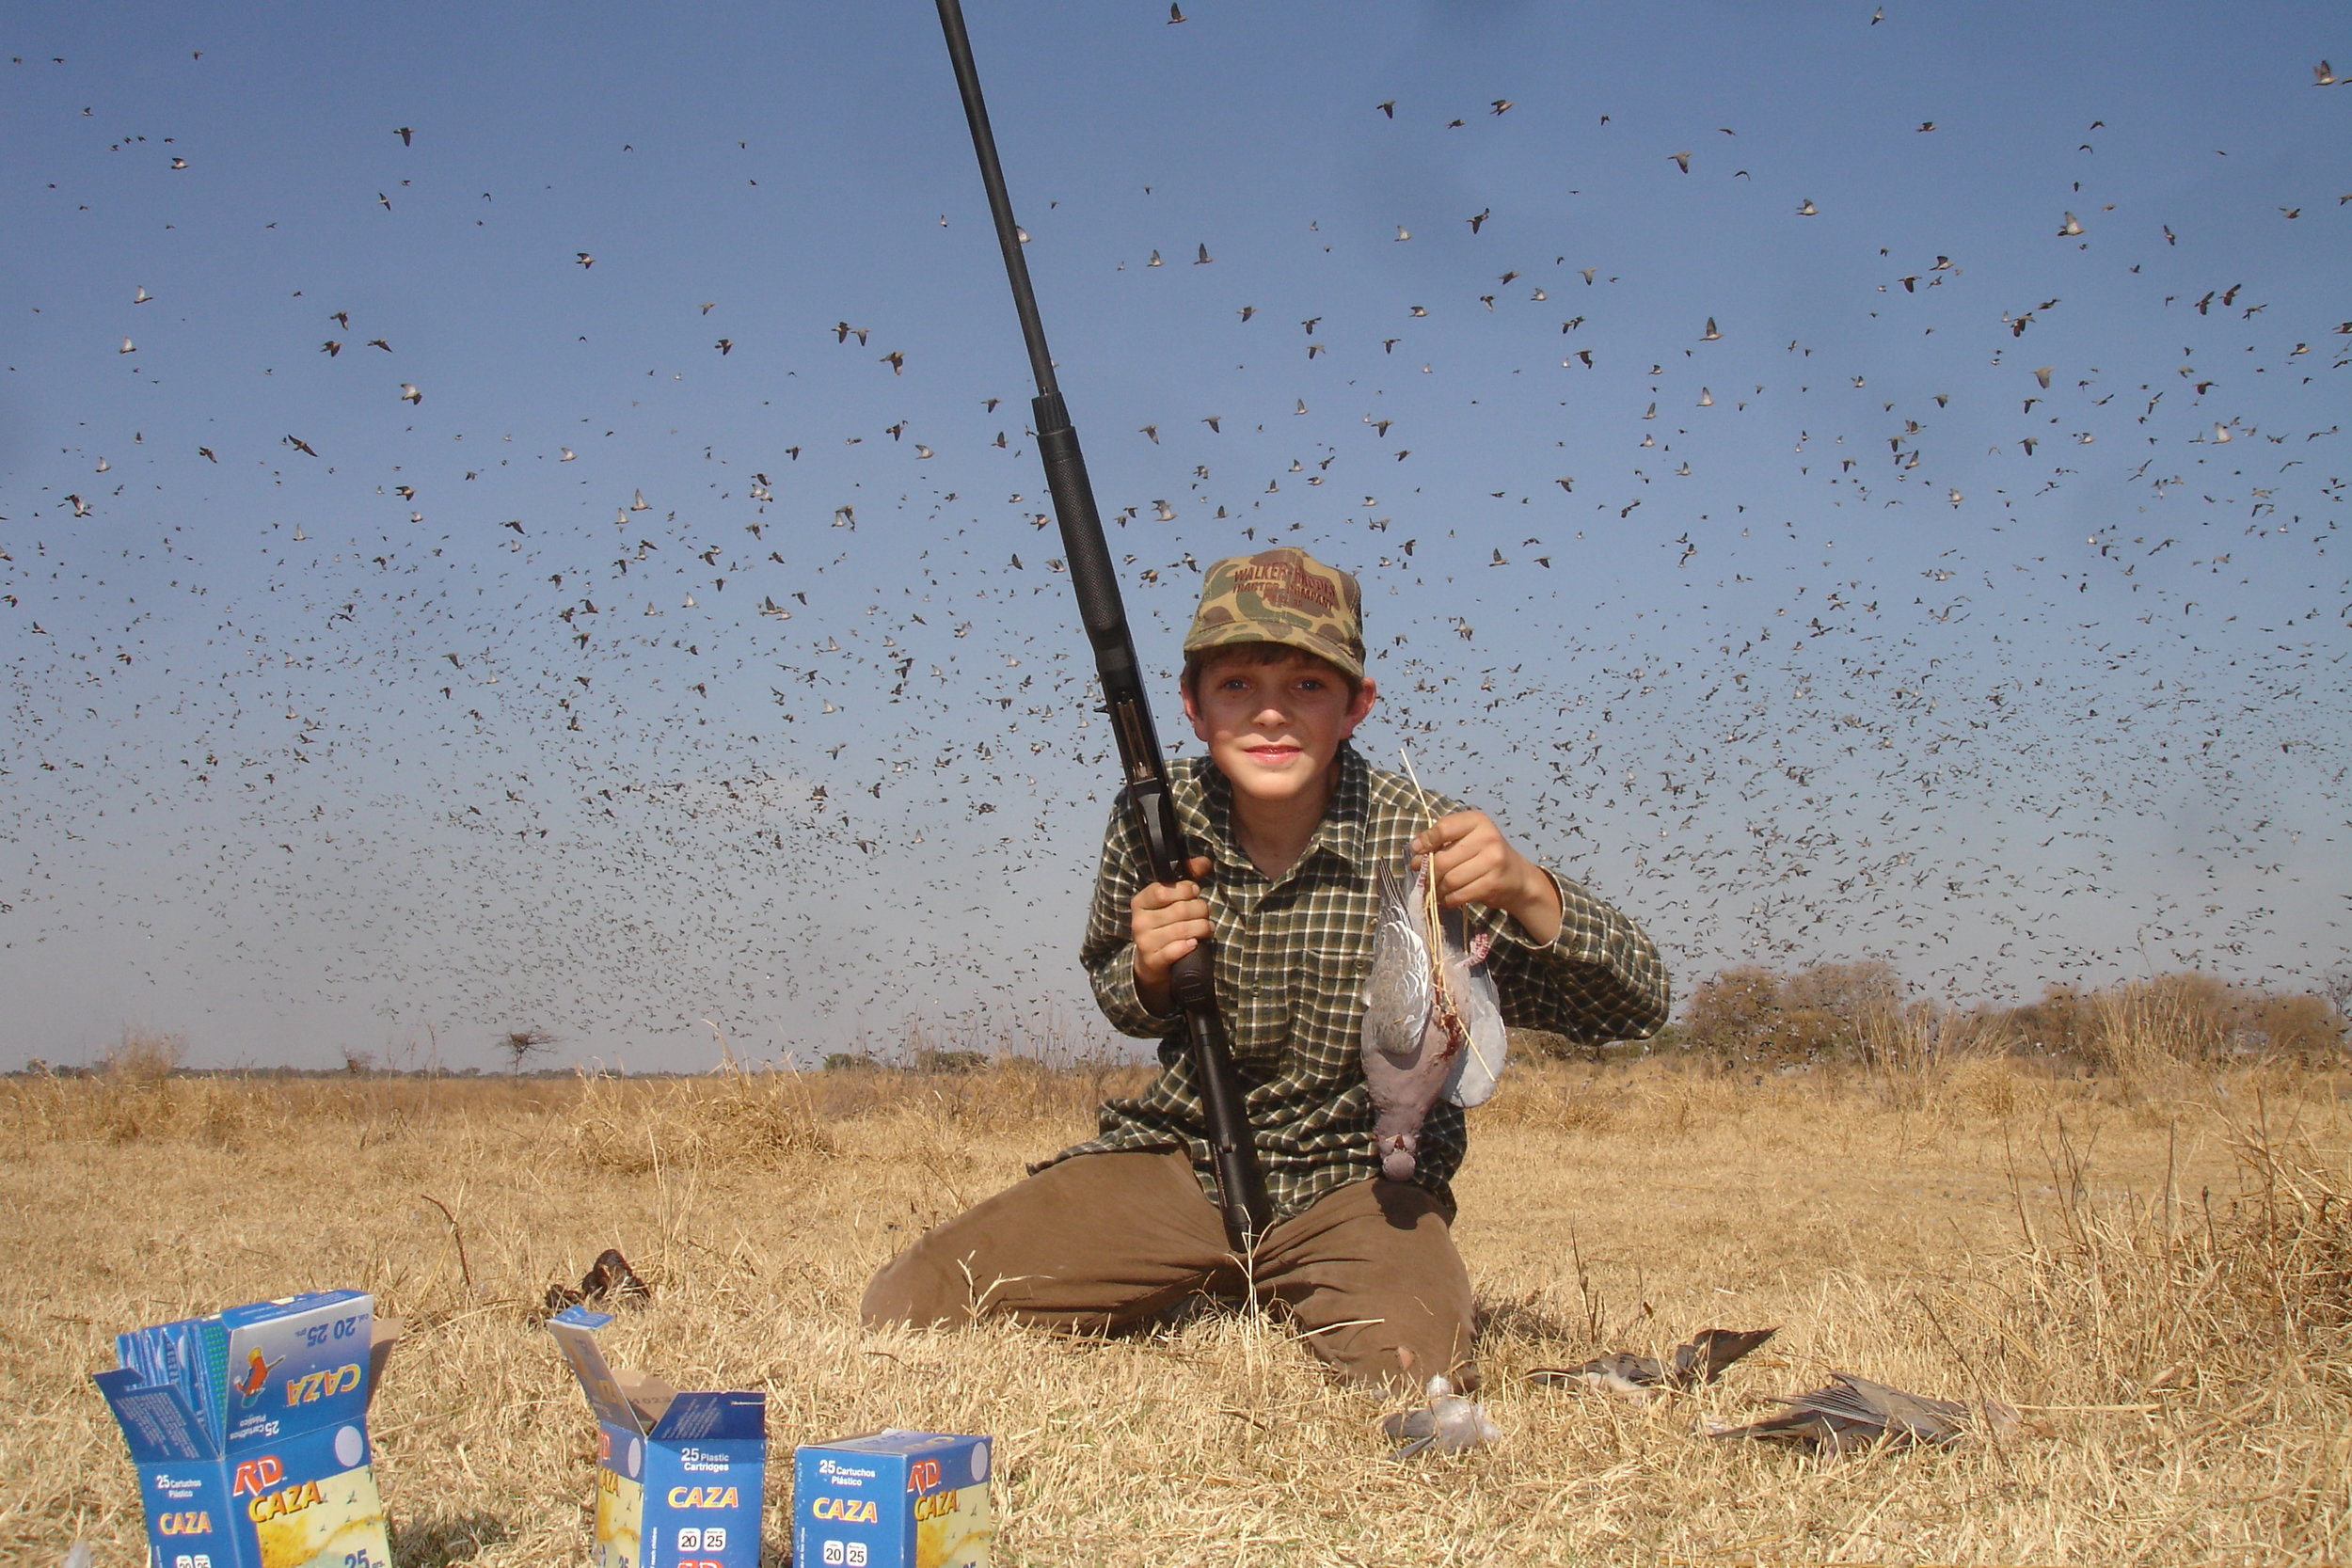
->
[1184,546,1365,678]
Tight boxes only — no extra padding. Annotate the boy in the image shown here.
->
[861,546,1668,1389]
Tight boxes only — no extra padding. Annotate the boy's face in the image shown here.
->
[1183,648,1376,812]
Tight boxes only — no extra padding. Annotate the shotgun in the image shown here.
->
[932,0,1272,1249]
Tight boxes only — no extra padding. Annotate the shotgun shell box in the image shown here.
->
[792,1430,993,1568]
[92,1290,401,1568]
[548,1307,767,1568]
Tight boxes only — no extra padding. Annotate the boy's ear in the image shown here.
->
[1337,677,1377,739]
[1181,680,1210,744]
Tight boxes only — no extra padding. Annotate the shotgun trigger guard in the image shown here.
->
[1127,782,1185,886]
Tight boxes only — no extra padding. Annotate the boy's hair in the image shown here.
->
[1182,640,1365,703]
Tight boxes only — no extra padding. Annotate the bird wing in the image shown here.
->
[1787,1372,1968,1443]
[1669,1325,1778,1387]
[1361,860,1432,1062]
[1438,907,1508,1107]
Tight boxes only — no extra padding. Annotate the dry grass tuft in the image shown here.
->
[2013,1103,2352,1387]
[571,1067,838,1173]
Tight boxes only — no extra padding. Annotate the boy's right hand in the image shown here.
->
[1131,855,1215,1015]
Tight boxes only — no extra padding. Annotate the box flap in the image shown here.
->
[93,1367,221,1463]
[616,1370,678,1427]
[219,1291,376,1449]
[547,1307,646,1436]
[650,1389,765,1443]
[818,1429,970,1457]
[366,1316,402,1412]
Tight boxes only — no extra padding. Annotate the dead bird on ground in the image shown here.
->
[1359,760,1507,1180]
[1378,1374,1502,1458]
[1532,1326,1778,1399]
[545,1247,650,1314]
[1708,1371,2016,1455]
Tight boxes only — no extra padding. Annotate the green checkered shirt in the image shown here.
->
[1043,742,1670,1222]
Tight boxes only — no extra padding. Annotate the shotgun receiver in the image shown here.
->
[933,0,1272,1249]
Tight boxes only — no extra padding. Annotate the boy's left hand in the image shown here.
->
[1411,810,1565,946]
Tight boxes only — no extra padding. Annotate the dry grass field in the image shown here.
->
[5,1037,2348,1566]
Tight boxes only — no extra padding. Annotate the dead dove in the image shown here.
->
[1379,1374,1501,1457]
[545,1247,650,1314]
[1709,1371,2010,1455]
[1533,1326,1777,1398]
[1360,842,1506,1179]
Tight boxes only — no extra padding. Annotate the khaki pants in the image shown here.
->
[859,1149,1476,1390]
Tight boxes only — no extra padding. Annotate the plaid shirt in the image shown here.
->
[1042,742,1669,1222]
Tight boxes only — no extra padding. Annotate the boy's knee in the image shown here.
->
[859,1245,974,1330]
[1309,1307,1477,1393]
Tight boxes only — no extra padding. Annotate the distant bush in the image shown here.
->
[1674,964,2346,1071]
[1679,960,1900,1064]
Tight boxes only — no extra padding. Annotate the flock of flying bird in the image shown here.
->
[3,22,2346,1067]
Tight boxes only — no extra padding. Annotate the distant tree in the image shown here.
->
[497,1026,560,1075]
[2322,968,2352,1026]
[1998,984,2094,1055]
[1680,960,1902,1064]
[1681,965,1782,1054]
[2255,993,2347,1058]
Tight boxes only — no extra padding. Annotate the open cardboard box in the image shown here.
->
[548,1306,766,1568]
[95,1291,401,1568]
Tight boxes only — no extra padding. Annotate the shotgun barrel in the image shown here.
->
[932,0,1272,1249]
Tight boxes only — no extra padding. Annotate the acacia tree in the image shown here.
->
[497,1026,560,1075]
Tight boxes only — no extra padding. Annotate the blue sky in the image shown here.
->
[3,2,2346,1069]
